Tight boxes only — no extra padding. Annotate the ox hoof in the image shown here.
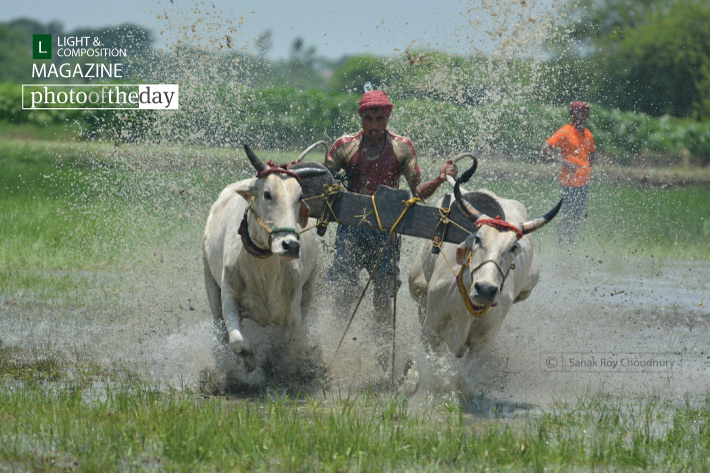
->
[400,360,420,396]
[228,330,252,356]
[243,367,266,387]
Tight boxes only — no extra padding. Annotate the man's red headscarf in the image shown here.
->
[358,90,393,118]
[569,101,590,116]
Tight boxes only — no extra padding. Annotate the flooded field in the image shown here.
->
[2,155,707,410]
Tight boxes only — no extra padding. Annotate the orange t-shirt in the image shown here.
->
[547,123,595,187]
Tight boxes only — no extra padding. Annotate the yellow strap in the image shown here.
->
[369,195,420,232]
[392,197,420,231]
[248,198,277,246]
[371,195,384,231]
[456,251,490,318]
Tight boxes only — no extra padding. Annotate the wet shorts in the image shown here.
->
[326,224,401,289]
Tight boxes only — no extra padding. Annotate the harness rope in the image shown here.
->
[453,217,521,317]
[238,209,273,258]
[238,198,303,259]
[300,184,345,235]
[336,196,421,380]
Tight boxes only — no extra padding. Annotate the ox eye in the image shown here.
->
[473,236,481,246]
[264,191,272,200]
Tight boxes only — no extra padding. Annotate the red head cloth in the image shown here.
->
[569,101,590,116]
[358,90,393,118]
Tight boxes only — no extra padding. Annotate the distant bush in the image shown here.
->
[0,82,119,138]
[1,82,708,164]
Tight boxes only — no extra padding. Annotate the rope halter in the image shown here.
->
[456,216,520,317]
[256,160,302,181]
[238,163,303,257]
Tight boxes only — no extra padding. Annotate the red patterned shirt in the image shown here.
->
[326,130,421,195]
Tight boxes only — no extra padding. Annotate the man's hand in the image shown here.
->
[541,143,577,171]
[438,159,458,183]
[561,159,578,171]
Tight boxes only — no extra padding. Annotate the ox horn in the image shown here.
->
[521,199,563,234]
[243,143,267,173]
[292,166,328,180]
[295,140,328,164]
[446,152,476,189]
[453,158,483,221]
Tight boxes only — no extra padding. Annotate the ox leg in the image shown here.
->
[220,289,264,383]
[204,262,227,345]
[221,292,251,355]
[219,268,253,358]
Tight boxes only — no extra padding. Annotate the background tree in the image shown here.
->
[0,19,64,82]
[255,30,272,58]
[328,55,394,94]
[549,0,710,120]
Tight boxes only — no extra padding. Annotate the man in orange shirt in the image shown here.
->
[540,101,596,245]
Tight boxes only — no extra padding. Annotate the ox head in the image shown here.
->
[233,144,326,260]
[452,161,562,309]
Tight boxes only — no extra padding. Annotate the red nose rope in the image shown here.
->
[474,215,523,240]
[256,161,301,181]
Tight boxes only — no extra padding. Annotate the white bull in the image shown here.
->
[202,144,326,385]
[408,166,560,391]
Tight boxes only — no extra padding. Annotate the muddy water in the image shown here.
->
[2,229,707,410]
[464,251,709,405]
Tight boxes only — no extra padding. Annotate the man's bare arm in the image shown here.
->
[540,143,577,171]
[410,160,457,200]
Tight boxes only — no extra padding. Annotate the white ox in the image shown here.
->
[203,144,326,385]
[408,164,560,391]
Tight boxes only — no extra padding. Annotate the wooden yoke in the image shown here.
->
[306,185,477,245]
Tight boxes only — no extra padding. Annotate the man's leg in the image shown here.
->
[370,233,401,326]
[559,185,588,245]
[326,225,363,315]
[559,186,579,245]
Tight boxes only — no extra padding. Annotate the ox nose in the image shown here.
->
[281,239,300,258]
[474,282,498,303]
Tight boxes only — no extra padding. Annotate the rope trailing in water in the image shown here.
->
[336,196,421,381]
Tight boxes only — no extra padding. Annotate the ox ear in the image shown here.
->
[232,177,258,201]
[299,200,310,228]
[455,242,470,266]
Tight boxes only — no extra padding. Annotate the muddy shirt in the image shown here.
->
[547,123,595,187]
[326,130,421,195]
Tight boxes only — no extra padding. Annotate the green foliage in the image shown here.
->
[329,55,397,94]
[238,87,354,149]
[2,82,710,162]
[553,0,710,120]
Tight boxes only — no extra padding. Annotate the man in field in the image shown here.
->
[325,89,457,321]
[541,101,596,245]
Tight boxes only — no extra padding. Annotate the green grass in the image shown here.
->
[1,352,709,473]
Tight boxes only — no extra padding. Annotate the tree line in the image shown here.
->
[2,0,709,121]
